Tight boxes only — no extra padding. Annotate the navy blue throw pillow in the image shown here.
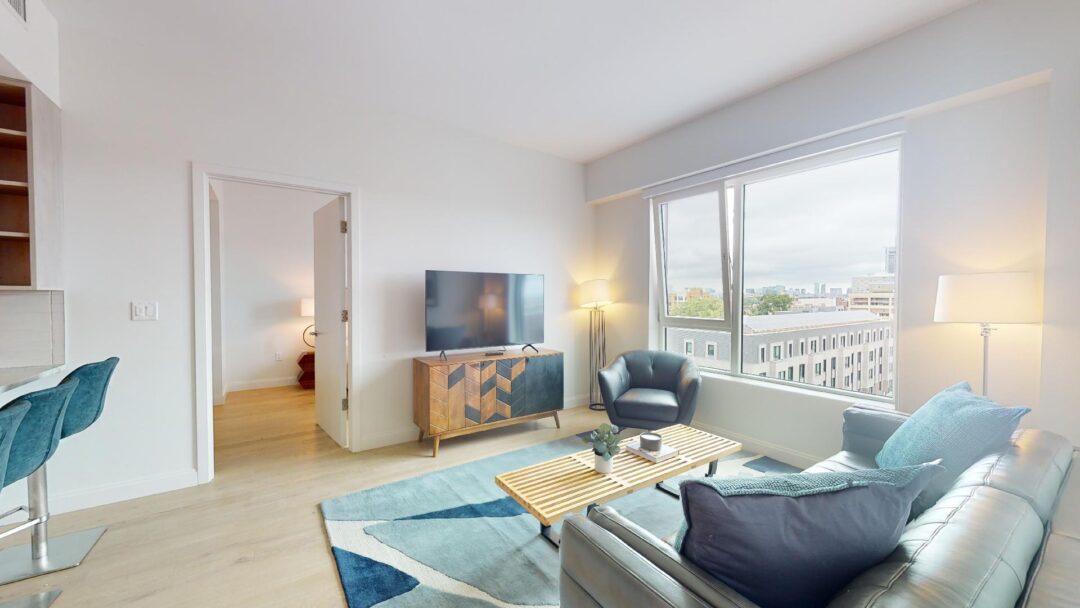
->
[676,463,942,608]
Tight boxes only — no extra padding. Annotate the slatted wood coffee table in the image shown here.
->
[495,424,741,546]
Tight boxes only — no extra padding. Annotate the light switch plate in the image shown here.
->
[131,301,159,321]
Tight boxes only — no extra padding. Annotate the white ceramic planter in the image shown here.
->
[594,452,613,474]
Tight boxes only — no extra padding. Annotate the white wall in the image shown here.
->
[0,0,60,104]
[22,9,590,514]
[898,84,1048,415]
[212,179,337,394]
[593,83,1053,465]
[593,194,651,361]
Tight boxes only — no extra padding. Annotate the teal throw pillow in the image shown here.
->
[876,382,1030,516]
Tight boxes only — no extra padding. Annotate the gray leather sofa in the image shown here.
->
[598,350,701,430]
[560,405,1078,607]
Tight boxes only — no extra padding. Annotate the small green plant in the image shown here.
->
[585,423,622,460]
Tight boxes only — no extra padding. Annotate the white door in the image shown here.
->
[314,197,350,448]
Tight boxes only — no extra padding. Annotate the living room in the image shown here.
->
[0,0,1077,606]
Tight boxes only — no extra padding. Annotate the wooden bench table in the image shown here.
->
[495,424,741,546]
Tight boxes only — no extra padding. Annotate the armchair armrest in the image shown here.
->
[586,507,757,608]
[560,513,715,608]
[675,361,701,423]
[598,357,631,410]
[841,404,908,458]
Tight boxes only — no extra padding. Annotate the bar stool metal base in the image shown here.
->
[0,589,61,608]
[0,527,105,586]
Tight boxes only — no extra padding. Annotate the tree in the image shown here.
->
[669,297,725,319]
[746,293,794,316]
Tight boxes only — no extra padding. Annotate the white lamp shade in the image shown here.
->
[300,297,315,318]
[933,272,1041,324]
[579,279,612,309]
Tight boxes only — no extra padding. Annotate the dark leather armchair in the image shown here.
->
[598,350,700,430]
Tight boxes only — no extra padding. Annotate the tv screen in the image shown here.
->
[425,270,544,352]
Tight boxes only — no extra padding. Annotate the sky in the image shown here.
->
[664,150,899,294]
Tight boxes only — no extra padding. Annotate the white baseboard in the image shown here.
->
[564,392,590,409]
[225,376,297,393]
[40,469,199,516]
[352,427,420,453]
[692,421,820,469]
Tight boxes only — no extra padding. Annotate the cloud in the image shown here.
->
[663,151,898,292]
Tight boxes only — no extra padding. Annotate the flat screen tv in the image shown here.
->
[425,270,544,352]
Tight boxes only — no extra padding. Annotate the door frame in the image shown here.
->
[190,162,361,484]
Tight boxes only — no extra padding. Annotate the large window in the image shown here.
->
[653,138,899,401]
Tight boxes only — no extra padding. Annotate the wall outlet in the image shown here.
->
[274,352,283,361]
[130,301,159,321]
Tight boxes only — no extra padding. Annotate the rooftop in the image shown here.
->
[744,311,884,333]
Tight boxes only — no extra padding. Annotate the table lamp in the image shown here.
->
[300,297,316,348]
[580,279,613,410]
[933,272,1040,396]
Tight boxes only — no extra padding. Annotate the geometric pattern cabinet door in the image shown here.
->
[414,349,563,457]
[427,363,468,434]
[496,357,526,418]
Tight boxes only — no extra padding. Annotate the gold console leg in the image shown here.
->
[432,436,440,458]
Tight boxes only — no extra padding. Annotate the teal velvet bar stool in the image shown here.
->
[59,357,119,440]
[0,402,30,489]
[0,381,77,588]
[0,358,120,593]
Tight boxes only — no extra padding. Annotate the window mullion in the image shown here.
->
[729,180,745,376]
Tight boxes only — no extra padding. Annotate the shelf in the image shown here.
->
[0,180,28,195]
[0,231,29,240]
[0,128,26,150]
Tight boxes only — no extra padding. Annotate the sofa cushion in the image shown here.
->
[614,388,679,423]
[951,429,1073,523]
[677,463,942,608]
[829,485,1045,608]
[876,381,1030,516]
[803,450,877,474]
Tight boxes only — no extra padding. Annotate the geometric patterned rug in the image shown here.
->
[321,433,797,608]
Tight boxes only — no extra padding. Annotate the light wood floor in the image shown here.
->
[0,386,606,607]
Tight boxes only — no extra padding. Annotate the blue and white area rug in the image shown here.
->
[320,435,797,608]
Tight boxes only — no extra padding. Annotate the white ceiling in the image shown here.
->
[48,0,974,162]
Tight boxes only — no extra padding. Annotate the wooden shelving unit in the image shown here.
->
[0,80,30,288]
[0,77,61,289]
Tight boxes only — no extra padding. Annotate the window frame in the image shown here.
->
[651,135,900,405]
[652,182,733,336]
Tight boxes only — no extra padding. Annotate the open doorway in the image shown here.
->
[192,164,360,483]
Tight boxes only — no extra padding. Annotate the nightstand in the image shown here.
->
[297,351,315,389]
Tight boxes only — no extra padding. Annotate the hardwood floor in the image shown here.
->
[0,385,605,607]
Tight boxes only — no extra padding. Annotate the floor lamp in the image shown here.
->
[580,279,612,411]
[933,272,1040,396]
